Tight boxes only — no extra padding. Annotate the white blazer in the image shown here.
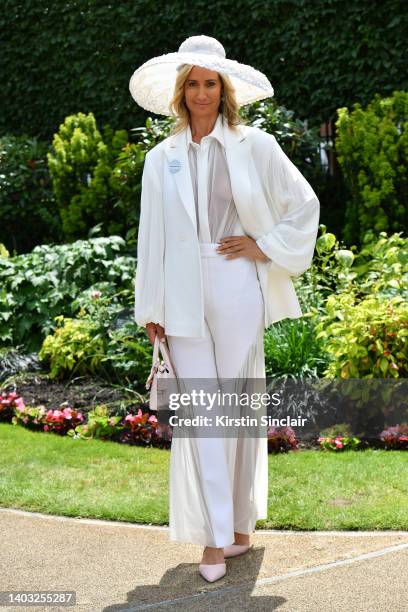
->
[134,119,320,338]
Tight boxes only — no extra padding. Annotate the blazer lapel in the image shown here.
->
[164,118,254,234]
[222,121,255,233]
[164,129,197,230]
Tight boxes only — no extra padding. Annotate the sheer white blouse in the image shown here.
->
[186,113,261,245]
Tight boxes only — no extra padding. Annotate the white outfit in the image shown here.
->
[133,117,320,337]
[167,115,268,547]
[133,114,320,546]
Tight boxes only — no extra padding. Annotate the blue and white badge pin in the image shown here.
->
[169,159,181,174]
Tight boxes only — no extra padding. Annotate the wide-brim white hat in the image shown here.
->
[129,35,274,116]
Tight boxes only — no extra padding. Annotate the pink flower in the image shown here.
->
[46,409,64,423]
[335,439,343,448]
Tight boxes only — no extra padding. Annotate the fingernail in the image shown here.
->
[160,338,166,343]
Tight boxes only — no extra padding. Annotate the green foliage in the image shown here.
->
[103,321,152,389]
[335,90,408,246]
[0,244,10,258]
[264,318,328,379]
[318,435,361,451]
[37,288,152,390]
[0,236,135,351]
[130,115,174,155]
[269,228,408,379]
[298,228,407,314]
[2,2,407,138]
[350,232,408,299]
[302,229,408,379]
[240,100,322,181]
[315,294,407,378]
[67,404,123,440]
[47,112,132,240]
[0,135,61,254]
[38,313,106,380]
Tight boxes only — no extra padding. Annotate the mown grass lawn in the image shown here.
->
[1,423,407,530]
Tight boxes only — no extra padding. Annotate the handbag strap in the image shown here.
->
[152,334,161,363]
[157,337,178,377]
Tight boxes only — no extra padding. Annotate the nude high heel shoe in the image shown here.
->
[198,562,227,582]
[223,543,252,558]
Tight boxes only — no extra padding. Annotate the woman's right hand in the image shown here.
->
[145,322,166,345]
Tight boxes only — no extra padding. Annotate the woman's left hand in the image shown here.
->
[216,235,271,262]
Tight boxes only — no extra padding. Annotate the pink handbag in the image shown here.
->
[145,335,178,411]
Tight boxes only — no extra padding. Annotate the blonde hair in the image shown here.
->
[168,64,246,136]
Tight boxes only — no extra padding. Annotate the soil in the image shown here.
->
[1,371,148,417]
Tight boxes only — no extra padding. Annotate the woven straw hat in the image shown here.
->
[129,34,274,116]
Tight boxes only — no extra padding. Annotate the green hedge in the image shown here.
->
[335,90,408,245]
[1,0,406,139]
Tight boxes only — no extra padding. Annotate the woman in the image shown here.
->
[129,35,320,583]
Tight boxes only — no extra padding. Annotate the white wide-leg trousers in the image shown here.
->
[166,242,269,547]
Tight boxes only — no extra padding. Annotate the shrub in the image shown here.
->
[315,294,408,378]
[47,112,131,240]
[0,135,61,254]
[0,236,134,351]
[335,90,408,246]
[39,314,106,380]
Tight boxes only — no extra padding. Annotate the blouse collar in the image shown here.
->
[186,113,225,148]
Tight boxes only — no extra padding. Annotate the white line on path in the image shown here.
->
[120,542,408,610]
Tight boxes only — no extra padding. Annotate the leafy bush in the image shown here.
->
[129,115,174,155]
[0,236,134,351]
[315,294,407,378]
[335,90,408,246]
[37,289,152,390]
[0,135,61,254]
[47,112,134,240]
[350,231,408,299]
[38,313,107,380]
[265,228,408,379]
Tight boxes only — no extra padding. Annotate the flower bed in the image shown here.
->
[1,388,407,453]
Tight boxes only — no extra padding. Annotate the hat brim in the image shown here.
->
[129,51,274,116]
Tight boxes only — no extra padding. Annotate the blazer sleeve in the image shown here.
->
[134,152,165,327]
[255,134,320,277]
